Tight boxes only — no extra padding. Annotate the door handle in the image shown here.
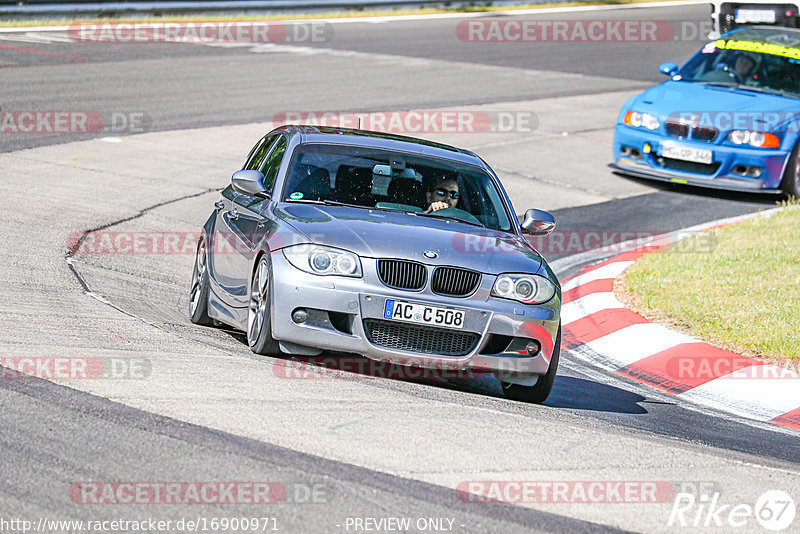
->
[228,209,239,221]
[214,201,225,211]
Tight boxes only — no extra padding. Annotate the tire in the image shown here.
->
[501,325,561,404]
[780,143,800,198]
[189,236,213,326]
[247,256,281,356]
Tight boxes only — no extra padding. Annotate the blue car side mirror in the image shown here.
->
[658,62,679,76]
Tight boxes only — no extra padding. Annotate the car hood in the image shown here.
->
[274,203,542,274]
[633,80,800,131]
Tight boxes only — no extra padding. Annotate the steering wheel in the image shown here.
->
[428,207,483,226]
[715,62,743,84]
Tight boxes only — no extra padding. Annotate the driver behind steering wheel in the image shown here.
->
[730,52,758,82]
[424,176,460,213]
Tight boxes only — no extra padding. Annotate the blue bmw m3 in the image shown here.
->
[612,26,800,196]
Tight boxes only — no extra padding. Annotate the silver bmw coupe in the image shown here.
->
[189,126,561,402]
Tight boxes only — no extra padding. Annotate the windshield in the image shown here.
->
[281,143,513,231]
[677,39,800,97]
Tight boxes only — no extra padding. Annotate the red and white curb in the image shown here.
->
[559,209,800,432]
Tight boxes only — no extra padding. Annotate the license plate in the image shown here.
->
[661,142,713,164]
[383,299,465,329]
[735,8,776,23]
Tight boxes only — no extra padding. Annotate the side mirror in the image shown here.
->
[658,62,679,76]
[232,169,270,198]
[519,209,555,236]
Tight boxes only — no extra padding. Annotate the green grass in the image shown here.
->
[0,0,670,27]
[616,203,800,365]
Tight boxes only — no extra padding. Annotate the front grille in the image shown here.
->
[665,120,689,138]
[659,157,721,175]
[664,120,717,142]
[363,319,480,356]
[692,125,718,142]
[431,267,481,297]
[377,259,427,290]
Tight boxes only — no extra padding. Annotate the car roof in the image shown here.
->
[270,125,488,169]
[724,26,800,48]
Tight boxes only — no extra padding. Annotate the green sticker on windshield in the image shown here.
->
[290,192,304,199]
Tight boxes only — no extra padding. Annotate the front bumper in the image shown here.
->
[612,124,789,192]
[269,251,560,378]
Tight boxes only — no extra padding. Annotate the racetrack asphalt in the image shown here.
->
[1,3,798,533]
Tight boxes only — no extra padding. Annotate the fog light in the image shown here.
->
[525,341,541,356]
[292,309,308,324]
[643,143,651,154]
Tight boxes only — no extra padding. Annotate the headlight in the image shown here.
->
[728,130,780,148]
[491,274,556,305]
[623,110,660,131]
[282,245,362,277]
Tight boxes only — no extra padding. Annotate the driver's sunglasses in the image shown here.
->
[434,188,460,199]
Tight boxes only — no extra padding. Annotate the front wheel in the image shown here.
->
[501,325,561,404]
[189,236,213,326]
[780,143,800,198]
[247,257,280,356]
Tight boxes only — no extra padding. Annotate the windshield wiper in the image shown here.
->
[285,199,365,209]
[695,81,797,97]
[285,199,412,213]
[730,85,798,97]
[412,211,486,228]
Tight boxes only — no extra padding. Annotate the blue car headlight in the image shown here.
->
[623,110,660,131]
[491,274,556,305]
[283,244,362,277]
[728,130,781,148]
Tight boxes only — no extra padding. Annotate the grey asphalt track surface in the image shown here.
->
[1,3,798,533]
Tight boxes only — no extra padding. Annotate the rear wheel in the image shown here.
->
[189,236,213,326]
[780,143,800,198]
[247,257,280,356]
[501,325,561,404]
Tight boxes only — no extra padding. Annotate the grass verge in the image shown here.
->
[0,0,677,27]
[615,202,800,366]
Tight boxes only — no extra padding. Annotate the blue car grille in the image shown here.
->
[658,158,721,175]
[665,119,718,142]
[665,120,689,138]
[363,319,480,356]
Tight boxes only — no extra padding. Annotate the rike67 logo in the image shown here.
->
[669,490,796,531]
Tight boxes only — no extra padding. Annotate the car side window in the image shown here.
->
[231,137,287,213]
[260,136,288,191]
[221,184,237,201]
[222,184,258,211]
[244,134,277,171]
